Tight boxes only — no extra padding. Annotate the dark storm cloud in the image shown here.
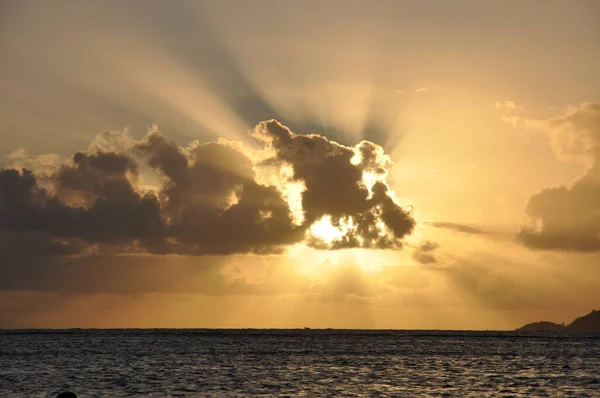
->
[253,120,415,249]
[518,102,600,252]
[0,120,414,257]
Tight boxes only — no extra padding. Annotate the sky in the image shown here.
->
[1,0,599,329]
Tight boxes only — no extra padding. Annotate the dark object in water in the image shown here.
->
[57,392,77,398]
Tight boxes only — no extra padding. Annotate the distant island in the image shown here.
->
[517,309,600,332]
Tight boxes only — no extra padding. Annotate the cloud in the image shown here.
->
[425,221,485,235]
[7,148,26,160]
[547,102,600,168]
[0,254,305,296]
[519,177,600,251]
[414,87,430,92]
[3,248,599,329]
[501,115,521,127]
[0,156,165,254]
[518,102,600,251]
[0,120,415,256]
[506,102,599,165]
[411,240,440,264]
[134,129,305,255]
[434,250,600,317]
[253,120,415,250]
[494,100,521,111]
[5,148,62,175]
[0,249,396,300]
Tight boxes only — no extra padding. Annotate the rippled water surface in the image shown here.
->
[1,329,599,397]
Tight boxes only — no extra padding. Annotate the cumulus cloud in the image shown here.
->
[134,129,304,254]
[0,120,415,257]
[253,120,415,250]
[519,177,600,251]
[518,102,600,251]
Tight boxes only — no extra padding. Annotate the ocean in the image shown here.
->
[0,329,598,397]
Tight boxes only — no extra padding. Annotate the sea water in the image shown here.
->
[1,329,598,397]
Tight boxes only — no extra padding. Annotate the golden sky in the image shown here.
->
[1,0,599,329]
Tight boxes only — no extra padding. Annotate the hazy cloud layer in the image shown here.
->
[494,100,522,111]
[425,221,485,235]
[518,102,600,251]
[0,251,403,300]
[411,240,440,265]
[0,120,415,256]
[3,246,600,329]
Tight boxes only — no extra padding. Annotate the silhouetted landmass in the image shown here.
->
[517,309,600,332]
[517,321,565,332]
[568,309,600,332]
